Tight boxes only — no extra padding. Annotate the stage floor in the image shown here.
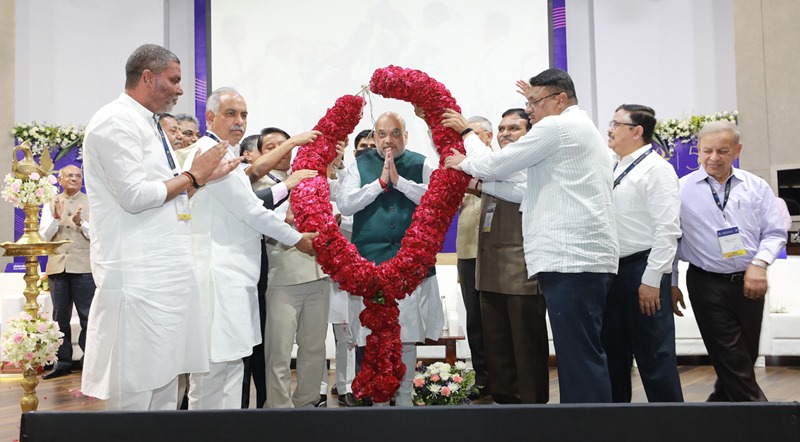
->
[3,365,800,440]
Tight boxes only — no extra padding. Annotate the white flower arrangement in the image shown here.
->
[1,310,63,371]
[412,360,479,406]
[13,122,85,159]
[654,110,738,150]
[1,172,58,209]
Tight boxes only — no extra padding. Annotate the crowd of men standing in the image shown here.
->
[40,43,788,410]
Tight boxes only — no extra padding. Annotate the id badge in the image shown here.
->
[717,226,746,259]
[482,202,496,233]
[176,191,191,221]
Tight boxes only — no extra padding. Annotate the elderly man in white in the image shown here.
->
[184,87,318,409]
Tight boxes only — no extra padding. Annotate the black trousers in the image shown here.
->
[457,258,489,388]
[480,290,549,404]
[48,272,95,368]
[687,264,767,402]
[601,253,683,402]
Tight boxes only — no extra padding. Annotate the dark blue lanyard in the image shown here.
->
[153,115,177,175]
[613,148,653,189]
[206,131,221,143]
[706,177,732,212]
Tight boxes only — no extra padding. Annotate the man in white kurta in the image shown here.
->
[337,112,444,406]
[82,44,235,410]
[183,87,317,409]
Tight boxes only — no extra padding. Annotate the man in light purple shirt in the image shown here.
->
[672,120,787,401]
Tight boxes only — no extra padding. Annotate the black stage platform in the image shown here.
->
[20,402,800,442]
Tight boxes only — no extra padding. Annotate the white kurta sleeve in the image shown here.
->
[337,161,382,216]
[39,202,58,241]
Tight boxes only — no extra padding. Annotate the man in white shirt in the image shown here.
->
[184,87,318,409]
[39,165,94,380]
[337,112,444,406]
[82,44,238,410]
[444,68,618,403]
[601,104,683,403]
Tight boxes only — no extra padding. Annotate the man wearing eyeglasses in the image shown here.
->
[444,68,618,403]
[337,112,444,406]
[601,104,683,403]
[39,165,95,380]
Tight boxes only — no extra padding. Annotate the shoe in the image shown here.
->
[42,366,72,380]
[314,395,327,408]
[338,393,358,407]
[330,385,338,396]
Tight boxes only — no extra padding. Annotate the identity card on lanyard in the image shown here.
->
[156,116,191,221]
[707,178,745,259]
[482,201,496,233]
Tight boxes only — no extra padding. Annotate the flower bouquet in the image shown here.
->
[13,122,85,160]
[412,361,479,406]
[1,310,63,371]
[36,275,49,293]
[1,172,58,209]
[654,110,738,151]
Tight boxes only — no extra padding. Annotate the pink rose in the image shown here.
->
[441,387,451,397]
[48,175,58,184]
[430,374,440,382]
[37,323,48,333]
[453,375,463,383]
[35,188,44,197]
[413,378,425,388]
[11,181,21,192]
[26,352,35,359]
[29,172,40,180]
[20,312,32,321]
[13,332,24,344]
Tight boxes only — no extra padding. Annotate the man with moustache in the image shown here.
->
[444,68,618,403]
[158,113,184,150]
[602,104,683,403]
[337,112,444,406]
[672,121,786,401]
[184,87,318,409]
[445,109,549,404]
[82,44,237,410]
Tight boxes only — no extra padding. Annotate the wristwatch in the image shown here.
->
[750,259,768,270]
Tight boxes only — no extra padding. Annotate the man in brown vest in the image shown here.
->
[466,108,549,404]
[39,165,96,380]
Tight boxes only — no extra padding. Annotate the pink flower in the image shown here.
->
[37,323,48,333]
[13,332,24,344]
[413,378,425,387]
[35,188,44,197]
[29,172,40,180]
[430,374,440,382]
[441,387,451,397]
[48,175,58,184]
[20,312,32,321]
[11,181,21,192]
[25,352,35,359]
[453,375,463,383]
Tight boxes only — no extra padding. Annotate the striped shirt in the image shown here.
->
[461,105,619,276]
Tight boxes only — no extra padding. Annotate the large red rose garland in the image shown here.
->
[291,66,469,403]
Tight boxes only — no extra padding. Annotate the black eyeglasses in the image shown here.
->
[525,93,559,108]
[608,120,638,129]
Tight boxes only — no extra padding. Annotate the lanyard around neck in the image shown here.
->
[153,115,177,175]
[705,177,732,212]
[613,148,653,189]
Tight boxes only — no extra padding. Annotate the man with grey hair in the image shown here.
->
[672,120,787,401]
[82,43,237,410]
[338,111,444,406]
[455,115,493,399]
[39,165,94,380]
[175,113,201,148]
[184,86,318,409]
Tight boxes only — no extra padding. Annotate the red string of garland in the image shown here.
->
[291,65,470,403]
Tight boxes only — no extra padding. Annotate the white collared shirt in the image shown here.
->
[461,105,619,276]
[612,144,681,287]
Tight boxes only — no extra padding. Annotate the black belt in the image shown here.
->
[619,249,650,265]
[689,263,745,283]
